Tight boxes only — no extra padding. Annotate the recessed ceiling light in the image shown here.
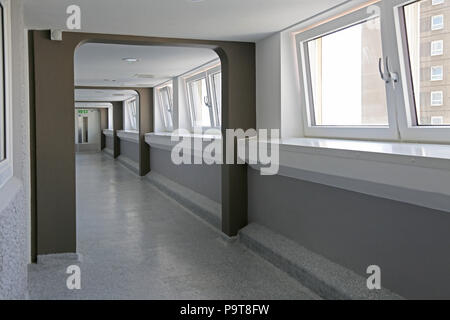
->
[122,57,139,62]
[134,74,155,79]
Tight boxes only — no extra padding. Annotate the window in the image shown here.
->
[124,98,138,131]
[431,116,444,124]
[0,0,12,188]
[430,40,444,56]
[431,66,443,81]
[432,0,444,5]
[296,0,450,142]
[0,3,5,163]
[306,17,388,126]
[404,0,450,127]
[431,15,444,30]
[186,65,221,129]
[431,91,444,106]
[156,83,173,131]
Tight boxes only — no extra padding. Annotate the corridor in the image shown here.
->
[28,154,319,300]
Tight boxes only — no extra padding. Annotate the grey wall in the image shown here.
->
[119,139,140,164]
[150,148,221,203]
[247,168,450,300]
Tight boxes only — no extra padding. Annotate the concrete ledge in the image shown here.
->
[117,155,140,175]
[37,253,83,265]
[239,223,403,300]
[146,171,221,229]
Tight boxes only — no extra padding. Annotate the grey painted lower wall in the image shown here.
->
[150,148,221,203]
[247,168,450,300]
[105,136,114,152]
[119,139,140,164]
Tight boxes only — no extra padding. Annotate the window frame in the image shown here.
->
[430,65,443,81]
[156,82,174,131]
[185,65,221,130]
[123,97,139,132]
[295,4,400,141]
[394,0,450,141]
[431,14,444,30]
[0,0,12,189]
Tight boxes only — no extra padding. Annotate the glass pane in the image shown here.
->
[189,78,212,127]
[405,0,450,125]
[307,17,388,126]
[212,72,222,127]
[0,6,4,162]
[160,86,173,129]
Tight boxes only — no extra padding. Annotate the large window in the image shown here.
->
[296,0,450,142]
[0,3,5,163]
[0,0,11,189]
[156,83,174,131]
[186,65,221,129]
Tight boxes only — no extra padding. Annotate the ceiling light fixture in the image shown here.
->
[122,57,139,62]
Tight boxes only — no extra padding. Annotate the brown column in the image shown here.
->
[138,88,153,176]
[112,101,123,158]
[100,108,108,150]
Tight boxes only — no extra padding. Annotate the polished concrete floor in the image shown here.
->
[28,153,319,300]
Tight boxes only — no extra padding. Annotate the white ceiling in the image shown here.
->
[75,43,218,87]
[75,89,138,102]
[24,0,347,42]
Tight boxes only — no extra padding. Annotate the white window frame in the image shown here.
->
[430,65,443,81]
[431,14,444,30]
[295,0,450,143]
[295,3,400,141]
[0,0,12,189]
[123,97,139,132]
[394,0,450,142]
[156,82,174,131]
[185,65,221,130]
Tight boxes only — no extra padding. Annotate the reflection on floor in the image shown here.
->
[28,153,319,300]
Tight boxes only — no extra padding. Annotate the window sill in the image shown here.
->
[117,130,139,143]
[102,129,113,137]
[241,137,450,213]
[145,132,222,160]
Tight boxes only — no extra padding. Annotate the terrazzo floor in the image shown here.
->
[28,153,319,300]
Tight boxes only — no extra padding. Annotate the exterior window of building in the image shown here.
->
[431,40,444,55]
[431,116,444,124]
[431,14,444,30]
[431,91,444,106]
[431,65,444,80]
[432,0,444,5]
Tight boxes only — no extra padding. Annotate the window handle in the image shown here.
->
[379,56,399,87]
[378,57,390,83]
[385,56,399,84]
[204,96,212,108]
